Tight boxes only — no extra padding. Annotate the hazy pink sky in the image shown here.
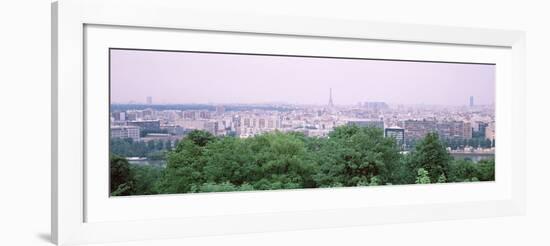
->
[110,49,495,106]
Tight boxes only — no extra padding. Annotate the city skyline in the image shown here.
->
[127,92,486,108]
[110,49,495,106]
[109,48,496,196]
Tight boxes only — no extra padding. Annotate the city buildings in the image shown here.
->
[204,121,219,135]
[110,125,140,141]
[127,120,161,131]
[111,111,126,121]
[364,102,389,111]
[485,122,496,141]
[109,95,495,152]
[403,119,437,141]
[474,122,488,138]
[385,127,405,149]
[216,105,225,115]
[347,120,384,129]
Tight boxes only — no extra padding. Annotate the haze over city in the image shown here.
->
[110,49,495,106]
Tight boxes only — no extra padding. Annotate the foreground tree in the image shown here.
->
[157,131,318,194]
[415,168,431,184]
[244,133,317,190]
[313,125,401,187]
[156,136,208,194]
[475,159,495,181]
[110,155,135,196]
[186,129,217,147]
[448,158,494,182]
[141,127,494,195]
[408,132,451,182]
[437,173,447,183]
[130,165,163,195]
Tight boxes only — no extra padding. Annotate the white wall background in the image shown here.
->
[0,0,548,245]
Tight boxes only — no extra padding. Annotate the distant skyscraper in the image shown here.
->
[146,96,153,105]
[469,96,474,107]
[328,88,334,107]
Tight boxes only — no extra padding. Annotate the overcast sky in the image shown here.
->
[110,49,495,106]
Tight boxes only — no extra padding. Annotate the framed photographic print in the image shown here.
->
[52,0,525,245]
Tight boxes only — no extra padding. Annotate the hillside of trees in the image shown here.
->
[110,125,495,196]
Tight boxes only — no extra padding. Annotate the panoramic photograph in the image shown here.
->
[109,48,496,196]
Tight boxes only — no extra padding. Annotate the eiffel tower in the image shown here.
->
[328,88,334,107]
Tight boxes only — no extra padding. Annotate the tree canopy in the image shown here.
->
[407,132,451,182]
[111,127,495,196]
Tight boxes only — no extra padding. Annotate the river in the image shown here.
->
[127,159,167,167]
[450,152,494,163]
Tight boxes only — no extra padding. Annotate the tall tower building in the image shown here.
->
[146,96,153,105]
[328,88,334,107]
[469,96,474,107]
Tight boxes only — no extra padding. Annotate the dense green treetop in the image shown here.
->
[110,155,134,196]
[408,132,451,182]
[111,127,495,196]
